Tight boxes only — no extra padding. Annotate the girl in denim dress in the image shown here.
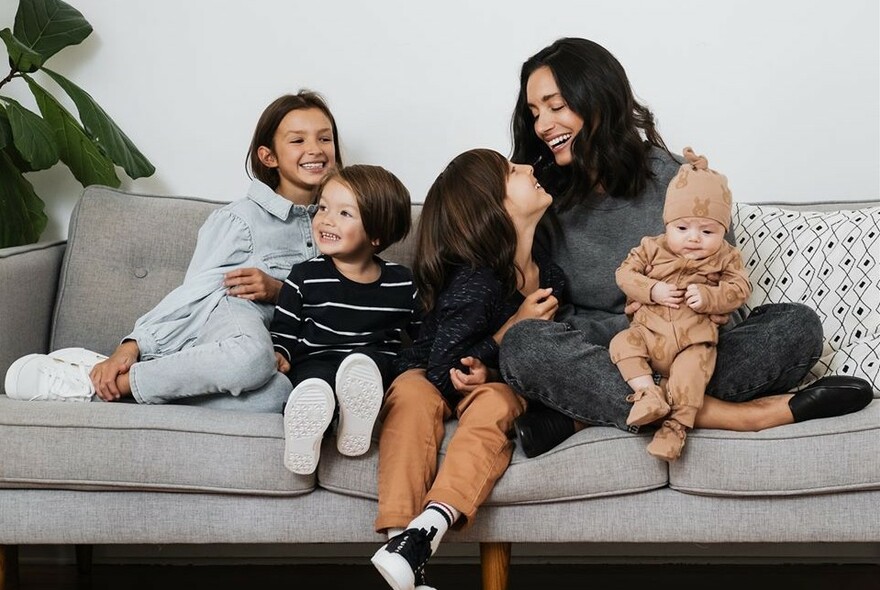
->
[5,91,342,413]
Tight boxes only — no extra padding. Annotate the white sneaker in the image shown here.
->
[4,354,96,402]
[50,347,108,367]
[283,378,335,475]
[334,353,384,457]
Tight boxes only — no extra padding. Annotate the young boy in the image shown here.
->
[609,148,751,461]
[271,165,420,475]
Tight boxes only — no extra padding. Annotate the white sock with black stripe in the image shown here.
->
[387,527,404,540]
[407,502,460,555]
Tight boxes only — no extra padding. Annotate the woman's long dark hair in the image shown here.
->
[511,38,668,210]
[414,149,518,313]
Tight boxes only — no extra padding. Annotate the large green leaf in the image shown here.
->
[44,68,155,179]
[1,96,60,170]
[0,105,9,150]
[0,150,47,247]
[0,107,36,172]
[13,0,92,63]
[25,75,119,187]
[0,28,44,72]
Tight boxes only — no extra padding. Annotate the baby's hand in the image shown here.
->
[275,352,290,374]
[650,281,684,308]
[685,284,705,311]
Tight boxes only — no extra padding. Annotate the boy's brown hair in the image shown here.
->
[315,165,412,254]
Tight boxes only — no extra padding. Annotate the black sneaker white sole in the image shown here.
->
[283,378,334,475]
[371,546,416,590]
[335,353,384,456]
[371,526,436,590]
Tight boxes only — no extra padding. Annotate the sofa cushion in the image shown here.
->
[670,401,880,496]
[51,186,220,355]
[317,421,668,504]
[0,395,313,495]
[734,202,880,392]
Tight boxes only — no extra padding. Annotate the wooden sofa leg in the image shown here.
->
[0,544,20,590]
[480,541,510,590]
[75,544,93,576]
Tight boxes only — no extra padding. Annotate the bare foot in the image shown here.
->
[695,393,795,431]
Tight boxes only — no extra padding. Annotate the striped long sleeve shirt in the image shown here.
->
[270,256,421,364]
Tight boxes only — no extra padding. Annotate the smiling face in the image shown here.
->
[665,217,726,260]
[312,178,375,263]
[503,162,553,224]
[526,66,585,167]
[259,108,336,203]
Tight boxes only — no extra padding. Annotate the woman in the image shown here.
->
[500,37,872,457]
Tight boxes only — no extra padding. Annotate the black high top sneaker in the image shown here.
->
[414,568,436,590]
[371,526,437,590]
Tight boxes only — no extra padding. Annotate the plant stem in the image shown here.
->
[0,68,17,91]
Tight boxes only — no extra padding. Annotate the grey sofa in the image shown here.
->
[1,186,878,590]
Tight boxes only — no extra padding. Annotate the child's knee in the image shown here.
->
[229,335,278,387]
[384,377,445,421]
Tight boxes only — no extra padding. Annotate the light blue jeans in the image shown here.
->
[129,296,291,413]
[500,303,824,432]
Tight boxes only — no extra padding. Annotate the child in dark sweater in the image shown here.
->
[371,149,566,590]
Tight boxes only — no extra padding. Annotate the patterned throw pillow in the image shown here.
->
[733,203,880,394]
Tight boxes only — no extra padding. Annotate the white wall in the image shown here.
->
[2,0,878,242]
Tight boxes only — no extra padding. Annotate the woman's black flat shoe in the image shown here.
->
[788,375,874,422]
[514,406,577,458]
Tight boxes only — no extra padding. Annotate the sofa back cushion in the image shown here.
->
[51,187,222,353]
[50,186,421,354]
[733,200,880,393]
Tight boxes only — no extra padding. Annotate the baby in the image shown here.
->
[610,147,751,461]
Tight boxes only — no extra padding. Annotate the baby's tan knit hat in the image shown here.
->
[663,147,732,229]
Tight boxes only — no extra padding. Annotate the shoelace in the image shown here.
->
[415,568,437,590]
[32,361,94,401]
[387,526,437,573]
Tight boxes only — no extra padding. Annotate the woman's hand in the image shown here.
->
[90,341,139,401]
[450,356,498,394]
[224,268,282,303]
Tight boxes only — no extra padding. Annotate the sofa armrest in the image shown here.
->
[0,241,66,385]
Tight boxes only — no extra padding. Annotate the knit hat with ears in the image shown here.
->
[663,147,733,230]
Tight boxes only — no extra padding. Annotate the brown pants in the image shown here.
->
[610,325,716,428]
[374,369,526,532]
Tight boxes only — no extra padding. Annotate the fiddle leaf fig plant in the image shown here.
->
[0,0,155,248]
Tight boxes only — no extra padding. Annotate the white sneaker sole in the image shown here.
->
[371,546,415,590]
[335,353,384,457]
[283,379,334,475]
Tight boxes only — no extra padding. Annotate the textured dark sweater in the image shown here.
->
[398,251,567,402]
